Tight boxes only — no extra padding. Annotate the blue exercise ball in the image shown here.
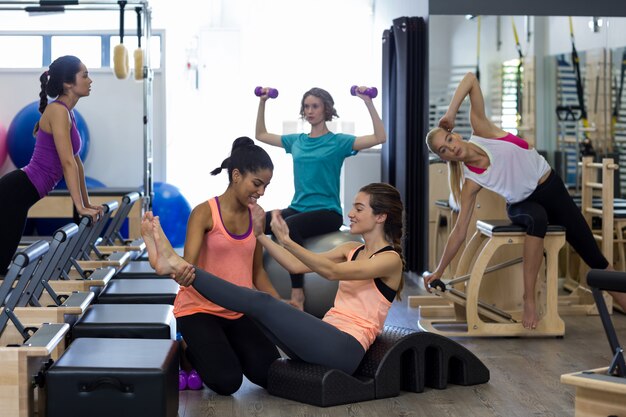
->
[56,176,106,190]
[152,182,191,248]
[7,101,90,168]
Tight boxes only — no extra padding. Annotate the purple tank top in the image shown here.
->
[23,101,82,198]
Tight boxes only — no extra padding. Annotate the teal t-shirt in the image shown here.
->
[281,132,357,215]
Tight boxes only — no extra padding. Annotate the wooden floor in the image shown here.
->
[177,273,626,417]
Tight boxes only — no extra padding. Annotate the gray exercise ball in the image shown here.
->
[263,229,363,318]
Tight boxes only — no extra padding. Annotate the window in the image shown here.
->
[0,36,42,68]
[0,32,162,69]
[51,35,101,68]
[501,58,522,135]
[109,35,161,69]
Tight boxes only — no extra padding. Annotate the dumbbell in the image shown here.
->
[179,370,188,391]
[186,370,203,390]
[350,85,378,98]
[255,86,279,99]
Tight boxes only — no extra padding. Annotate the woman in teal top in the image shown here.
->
[255,86,386,309]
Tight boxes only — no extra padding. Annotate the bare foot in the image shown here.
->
[141,212,158,270]
[290,288,305,311]
[148,215,187,276]
[522,299,539,330]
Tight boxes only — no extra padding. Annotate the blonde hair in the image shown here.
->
[425,127,464,208]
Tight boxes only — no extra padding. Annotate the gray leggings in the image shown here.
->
[191,269,365,374]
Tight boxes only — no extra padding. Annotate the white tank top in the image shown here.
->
[463,135,551,204]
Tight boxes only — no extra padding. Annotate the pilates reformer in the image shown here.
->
[561,269,626,415]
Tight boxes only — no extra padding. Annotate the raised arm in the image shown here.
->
[269,210,401,282]
[440,72,504,139]
[424,179,482,290]
[352,89,387,151]
[255,94,283,147]
[250,204,348,275]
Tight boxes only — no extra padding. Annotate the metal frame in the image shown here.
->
[0,0,153,210]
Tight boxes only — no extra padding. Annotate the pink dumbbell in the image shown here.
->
[254,86,279,99]
[350,85,378,98]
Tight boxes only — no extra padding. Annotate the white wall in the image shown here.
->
[156,0,382,211]
[430,14,626,154]
[0,0,429,214]
[432,14,626,90]
[547,16,626,56]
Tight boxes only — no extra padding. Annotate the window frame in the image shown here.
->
[0,30,163,71]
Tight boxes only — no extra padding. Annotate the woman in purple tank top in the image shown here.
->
[0,55,101,273]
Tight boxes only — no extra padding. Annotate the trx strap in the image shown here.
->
[511,17,523,121]
[568,16,590,138]
[476,16,481,81]
[613,48,626,132]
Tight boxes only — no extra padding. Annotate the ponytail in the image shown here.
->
[38,71,49,114]
[359,183,406,301]
[34,56,82,134]
[210,157,230,176]
[390,234,405,300]
[33,71,49,134]
[211,136,273,182]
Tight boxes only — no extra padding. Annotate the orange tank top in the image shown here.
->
[322,245,396,350]
[173,197,256,319]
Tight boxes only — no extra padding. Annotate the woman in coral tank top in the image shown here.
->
[174,136,281,395]
[143,182,404,376]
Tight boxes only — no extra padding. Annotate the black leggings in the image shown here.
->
[191,270,365,374]
[0,170,40,273]
[264,208,343,288]
[507,170,609,269]
[177,313,280,395]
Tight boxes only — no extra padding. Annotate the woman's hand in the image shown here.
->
[270,211,292,246]
[422,270,443,293]
[249,203,266,237]
[87,203,105,218]
[173,264,196,287]
[258,88,272,102]
[438,113,456,132]
[353,86,373,103]
[77,206,100,223]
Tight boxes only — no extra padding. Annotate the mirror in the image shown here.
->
[429,15,626,193]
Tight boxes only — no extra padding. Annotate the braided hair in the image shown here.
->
[35,56,82,134]
[38,55,82,114]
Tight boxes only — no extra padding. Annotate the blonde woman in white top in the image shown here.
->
[425,72,625,330]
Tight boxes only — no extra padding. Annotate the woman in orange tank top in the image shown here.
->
[175,137,281,395]
[143,183,405,375]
